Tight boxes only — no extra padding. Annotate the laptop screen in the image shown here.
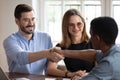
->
[0,67,10,80]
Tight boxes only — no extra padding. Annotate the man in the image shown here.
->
[3,4,63,75]
[54,16,120,79]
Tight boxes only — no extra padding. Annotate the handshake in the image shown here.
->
[48,47,64,62]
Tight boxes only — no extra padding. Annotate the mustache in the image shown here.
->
[26,25,34,28]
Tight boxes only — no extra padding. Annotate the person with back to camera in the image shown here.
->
[3,4,64,75]
[46,9,95,78]
[54,16,120,80]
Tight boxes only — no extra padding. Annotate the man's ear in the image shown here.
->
[95,35,100,41]
[15,18,19,25]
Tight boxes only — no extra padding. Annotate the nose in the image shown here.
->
[74,25,79,30]
[28,19,34,25]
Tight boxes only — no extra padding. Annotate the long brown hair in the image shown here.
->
[60,9,89,48]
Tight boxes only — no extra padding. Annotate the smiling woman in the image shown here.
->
[46,8,94,78]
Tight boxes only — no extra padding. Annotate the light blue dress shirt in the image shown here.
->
[81,45,120,80]
[3,31,53,75]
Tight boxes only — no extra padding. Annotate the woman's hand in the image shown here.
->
[71,70,88,80]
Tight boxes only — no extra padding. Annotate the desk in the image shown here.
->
[7,72,70,80]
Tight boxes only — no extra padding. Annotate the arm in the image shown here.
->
[46,61,67,77]
[61,49,97,62]
[46,61,83,78]
[53,47,97,62]
[3,37,64,65]
[53,47,96,62]
[29,50,64,63]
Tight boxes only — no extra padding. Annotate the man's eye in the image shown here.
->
[23,18,35,22]
[23,18,29,22]
[32,18,35,21]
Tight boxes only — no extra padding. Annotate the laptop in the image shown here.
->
[0,67,30,80]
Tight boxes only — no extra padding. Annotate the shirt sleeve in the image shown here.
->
[80,59,112,80]
[3,35,29,65]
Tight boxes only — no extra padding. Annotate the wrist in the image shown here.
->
[65,71,73,78]
[65,71,69,78]
[46,49,51,59]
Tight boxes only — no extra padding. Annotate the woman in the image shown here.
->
[46,9,94,78]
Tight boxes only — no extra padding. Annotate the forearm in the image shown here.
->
[63,49,96,62]
[47,61,74,78]
[47,61,67,77]
[47,66,74,78]
[29,49,49,63]
[29,49,64,63]
[47,68,67,77]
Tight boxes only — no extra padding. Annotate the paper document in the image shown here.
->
[45,78,70,80]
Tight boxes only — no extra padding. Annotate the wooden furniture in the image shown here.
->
[7,72,68,80]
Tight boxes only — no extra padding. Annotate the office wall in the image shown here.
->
[0,0,32,72]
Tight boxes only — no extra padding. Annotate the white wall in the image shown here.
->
[0,0,32,72]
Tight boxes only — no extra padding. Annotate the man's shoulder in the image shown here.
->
[3,32,18,45]
[4,32,18,40]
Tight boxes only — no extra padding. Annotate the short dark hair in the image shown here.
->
[14,4,33,19]
[90,16,118,45]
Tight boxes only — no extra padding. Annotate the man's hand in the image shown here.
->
[51,47,64,56]
[48,47,64,62]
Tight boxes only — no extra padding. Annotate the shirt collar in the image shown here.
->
[16,31,35,41]
[103,45,117,57]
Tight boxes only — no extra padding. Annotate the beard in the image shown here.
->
[20,25,35,34]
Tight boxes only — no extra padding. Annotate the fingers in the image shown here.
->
[75,70,86,77]
[72,75,82,80]
[54,47,61,50]
[49,49,64,62]
[52,52,64,62]
[51,47,63,56]
[72,70,87,80]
